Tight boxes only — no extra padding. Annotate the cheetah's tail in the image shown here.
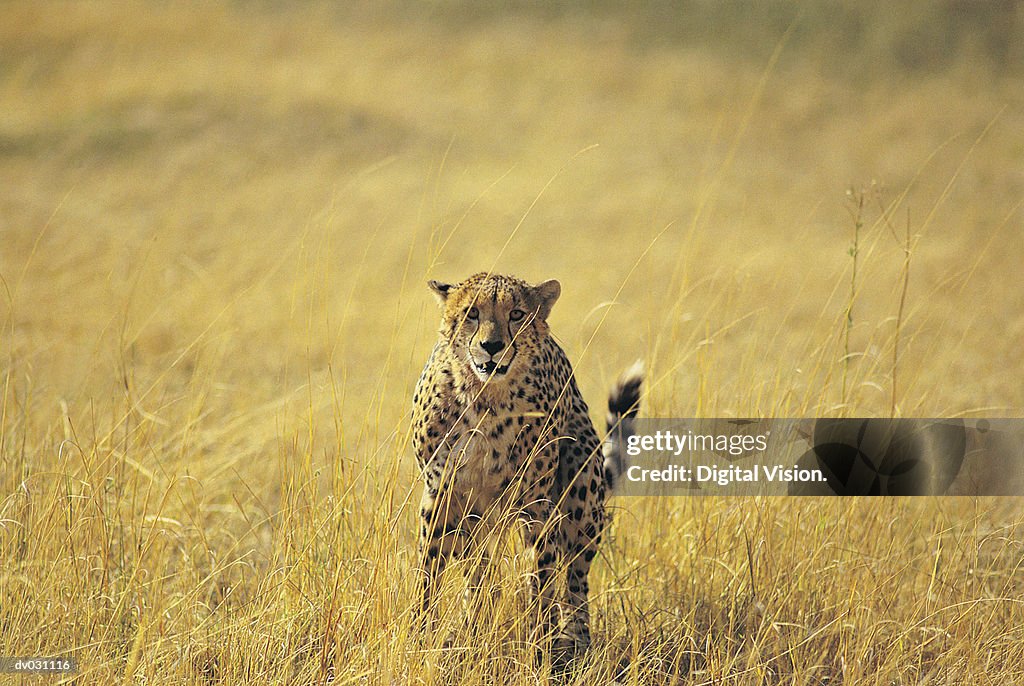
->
[602,360,643,492]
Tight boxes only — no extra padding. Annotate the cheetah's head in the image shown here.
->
[428,272,560,385]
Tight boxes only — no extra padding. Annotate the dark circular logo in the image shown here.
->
[788,419,967,495]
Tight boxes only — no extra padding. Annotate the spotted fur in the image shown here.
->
[412,272,642,668]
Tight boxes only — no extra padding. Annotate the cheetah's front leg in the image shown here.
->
[559,511,603,664]
[417,492,478,618]
[520,495,566,666]
[417,497,450,619]
[418,489,497,633]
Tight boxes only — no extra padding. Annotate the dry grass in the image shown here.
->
[2,2,1023,683]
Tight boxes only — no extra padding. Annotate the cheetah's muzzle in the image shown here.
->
[474,360,509,376]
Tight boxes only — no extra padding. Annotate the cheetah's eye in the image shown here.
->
[467,307,479,320]
[509,309,525,322]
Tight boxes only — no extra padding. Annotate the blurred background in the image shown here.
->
[3,1,1022,421]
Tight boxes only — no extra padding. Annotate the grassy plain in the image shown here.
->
[2,2,1023,683]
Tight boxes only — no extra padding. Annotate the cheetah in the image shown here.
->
[412,271,642,668]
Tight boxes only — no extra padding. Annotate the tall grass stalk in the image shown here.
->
[841,188,865,407]
[890,209,913,417]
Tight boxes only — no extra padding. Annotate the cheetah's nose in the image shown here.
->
[480,339,505,356]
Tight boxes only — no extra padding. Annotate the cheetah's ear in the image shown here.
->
[428,280,453,305]
[533,279,561,320]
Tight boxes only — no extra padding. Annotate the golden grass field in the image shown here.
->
[2,2,1023,683]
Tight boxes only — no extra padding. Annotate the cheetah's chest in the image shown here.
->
[447,406,540,500]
